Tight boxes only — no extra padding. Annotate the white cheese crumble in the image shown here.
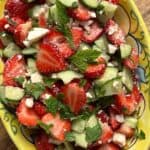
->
[31,72,43,83]
[108,24,118,35]
[25,97,34,108]
[108,44,118,54]
[115,114,124,123]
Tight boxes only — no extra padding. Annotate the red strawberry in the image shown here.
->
[105,19,125,46]
[117,123,134,138]
[71,27,83,48]
[41,113,71,141]
[61,82,86,114]
[131,85,141,103]
[123,48,139,70]
[3,54,26,86]
[106,0,119,4]
[42,29,73,58]
[85,62,106,79]
[33,102,47,117]
[36,43,67,74]
[68,5,91,21]
[14,20,32,46]
[0,17,8,31]
[99,123,113,144]
[5,0,30,20]
[108,114,120,130]
[38,12,47,28]
[82,22,103,43]
[49,82,63,96]
[35,132,54,150]
[97,143,120,150]
[16,98,39,127]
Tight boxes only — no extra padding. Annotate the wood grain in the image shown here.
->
[0,1,149,150]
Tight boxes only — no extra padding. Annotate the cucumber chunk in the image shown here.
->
[27,58,37,73]
[0,33,13,46]
[51,70,83,84]
[72,119,86,133]
[58,0,78,7]
[0,86,5,100]
[120,44,132,59]
[125,117,138,128]
[81,0,98,8]
[86,115,98,128]
[122,67,133,91]
[5,86,24,101]
[22,48,37,55]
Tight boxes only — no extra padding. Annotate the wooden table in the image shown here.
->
[0,0,150,150]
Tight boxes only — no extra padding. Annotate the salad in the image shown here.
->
[0,0,145,149]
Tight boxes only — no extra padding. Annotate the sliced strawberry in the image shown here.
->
[33,102,47,117]
[82,22,103,43]
[108,114,120,130]
[97,143,120,150]
[3,54,26,86]
[117,123,134,138]
[131,85,141,103]
[99,123,113,144]
[106,0,119,4]
[16,98,39,127]
[68,5,91,21]
[38,12,47,28]
[61,82,86,114]
[0,17,8,31]
[105,19,125,46]
[41,113,71,141]
[35,132,54,150]
[123,48,139,70]
[36,43,67,74]
[5,0,30,20]
[14,20,32,46]
[42,29,73,58]
[71,27,83,48]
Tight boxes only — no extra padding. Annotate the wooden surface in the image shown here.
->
[0,1,150,150]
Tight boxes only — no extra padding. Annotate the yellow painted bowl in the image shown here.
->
[0,0,150,150]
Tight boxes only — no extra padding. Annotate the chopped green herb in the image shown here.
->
[43,77,57,88]
[65,132,75,142]
[136,129,146,140]
[85,122,101,143]
[79,79,87,87]
[15,76,25,85]
[70,50,101,72]
[38,121,53,134]
[25,83,45,99]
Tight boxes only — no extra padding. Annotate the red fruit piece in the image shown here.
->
[71,27,83,48]
[117,123,134,138]
[38,12,47,28]
[14,20,32,46]
[5,0,30,20]
[99,123,113,144]
[33,102,47,117]
[35,132,54,150]
[41,113,71,141]
[0,17,8,31]
[97,143,120,150]
[105,19,125,46]
[3,54,26,86]
[16,98,39,127]
[82,22,103,43]
[106,0,119,4]
[36,43,67,74]
[61,82,87,114]
[108,114,120,130]
[123,48,139,70]
[97,111,109,123]
[68,5,91,21]
[42,29,73,58]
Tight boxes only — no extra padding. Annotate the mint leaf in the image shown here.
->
[65,132,75,142]
[43,77,57,88]
[79,79,87,87]
[136,130,146,140]
[70,50,101,72]
[38,121,53,134]
[25,83,45,99]
[85,122,102,143]
[15,76,25,85]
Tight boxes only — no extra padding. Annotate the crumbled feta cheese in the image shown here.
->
[25,97,34,108]
[108,24,118,35]
[86,92,93,98]
[4,24,10,29]
[23,40,31,47]
[107,63,114,67]
[112,133,126,147]
[113,81,120,89]
[42,93,51,100]
[108,44,118,54]
[90,11,96,18]
[115,114,124,123]
[31,72,43,83]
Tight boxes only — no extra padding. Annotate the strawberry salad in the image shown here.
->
[0,0,145,149]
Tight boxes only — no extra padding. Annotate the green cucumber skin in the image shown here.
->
[81,0,98,8]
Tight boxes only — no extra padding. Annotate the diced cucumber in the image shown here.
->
[58,0,78,8]
[95,77,122,97]
[122,67,133,91]
[92,45,102,52]
[51,70,83,84]
[0,86,5,100]
[79,43,91,51]
[94,35,108,52]
[124,117,138,128]
[27,58,37,73]
[81,0,98,8]
[49,5,58,23]
[5,86,24,101]
[46,0,56,5]
[0,32,13,46]
[3,43,21,58]
[97,1,117,24]
[120,44,132,59]
[72,119,86,133]
[74,132,88,148]
[95,67,118,85]
[86,115,98,128]
[22,48,37,55]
